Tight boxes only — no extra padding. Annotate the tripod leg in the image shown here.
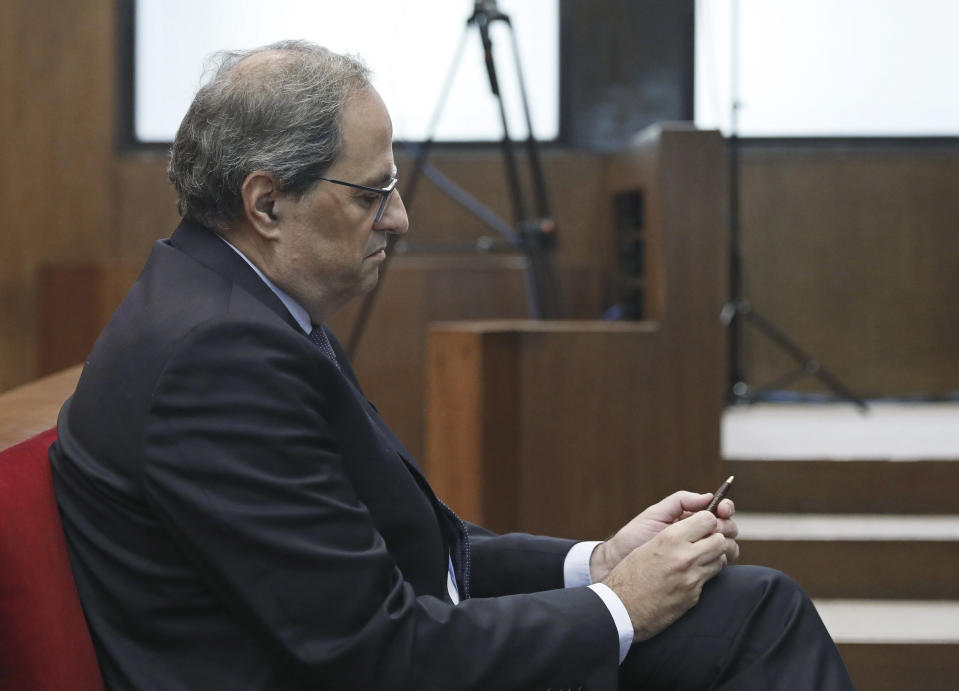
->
[742,306,868,411]
[506,20,550,219]
[753,365,812,396]
[506,20,562,318]
[473,9,557,319]
[399,22,471,214]
[474,14,528,223]
[723,302,748,401]
[810,364,869,412]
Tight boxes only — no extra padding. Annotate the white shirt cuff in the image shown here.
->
[565,541,634,664]
[587,583,634,664]
[563,540,603,588]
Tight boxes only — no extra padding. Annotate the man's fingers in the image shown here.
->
[693,531,728,562]
[646,490,710,522]
[725,538,740,564]
[702,534,738,568]
[647,491,735,523]
[686,533,727,567]
[715,498,736,518]
[718,517,739,539]
[703,550,727,579]
[675,491,713,515]
[689,534,729,579]
[671,510,718,542]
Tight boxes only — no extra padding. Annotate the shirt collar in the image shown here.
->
[215,234,313,335]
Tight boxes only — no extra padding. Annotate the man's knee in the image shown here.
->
[724,564,802,592]
[741,564,801,587]
[707,565,812,617]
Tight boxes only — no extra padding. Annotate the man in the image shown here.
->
[52,41,853,690]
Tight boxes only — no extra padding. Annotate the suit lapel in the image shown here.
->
[168,219,469,597]
[168,219,303,334]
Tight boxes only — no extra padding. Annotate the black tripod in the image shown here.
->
[721,0,866,411]
[346,0,560,357]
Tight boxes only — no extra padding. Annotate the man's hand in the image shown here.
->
[602,511,728,640]
[589,491,738,583]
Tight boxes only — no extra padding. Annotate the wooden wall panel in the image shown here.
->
[37,262,143,374]
[509,326,705,538]
[739,149,959,397]
[428,323,695,539]
[0,0,114,391]
[112,154,181,259]
[0,365,81,450]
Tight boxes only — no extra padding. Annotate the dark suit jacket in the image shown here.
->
[51,219,619,690]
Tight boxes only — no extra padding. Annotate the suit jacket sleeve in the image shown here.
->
[139,318,620,691]
[468,528,580,597]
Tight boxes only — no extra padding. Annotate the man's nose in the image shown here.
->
[375,190,409,235]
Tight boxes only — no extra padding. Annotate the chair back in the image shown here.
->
[0,428,104,690]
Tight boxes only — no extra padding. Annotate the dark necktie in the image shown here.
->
[308,325,341,371]
[442,503,472,600]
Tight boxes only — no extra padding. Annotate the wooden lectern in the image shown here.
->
[425,124,727,540]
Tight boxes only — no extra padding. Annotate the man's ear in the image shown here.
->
[241,171,282,238]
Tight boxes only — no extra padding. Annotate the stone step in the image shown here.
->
[722,401,959,462]
[815,600,959,691]
[735,513,959,599]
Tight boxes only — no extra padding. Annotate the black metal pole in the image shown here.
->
[471,9,529,226]
[507,20,561,318]
[726,0,746,401]
[720,0,865,411]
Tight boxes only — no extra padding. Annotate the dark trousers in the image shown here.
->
[619,566,855,690]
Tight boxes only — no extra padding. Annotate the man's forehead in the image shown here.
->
[334,89,396,184]
[337,162,393,189]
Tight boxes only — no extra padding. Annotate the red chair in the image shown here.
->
[0,428,104,690]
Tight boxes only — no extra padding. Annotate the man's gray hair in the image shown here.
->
[168,40,372,230]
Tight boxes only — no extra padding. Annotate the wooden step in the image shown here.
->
[838,644,958,691]
[815,600,959,691]
[735,513,959,599]
[724,458,959,514]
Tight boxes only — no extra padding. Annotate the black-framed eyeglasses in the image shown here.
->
[317,176,398,223]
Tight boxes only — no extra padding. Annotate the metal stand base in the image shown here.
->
[722,299,868,411]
